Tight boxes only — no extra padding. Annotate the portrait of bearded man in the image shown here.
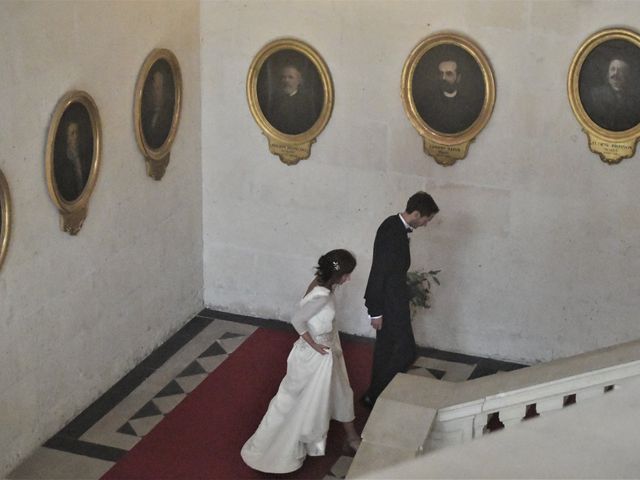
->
[257,49,324,136]
[412,44,485,135]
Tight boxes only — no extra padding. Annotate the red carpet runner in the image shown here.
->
[102,328,373,479]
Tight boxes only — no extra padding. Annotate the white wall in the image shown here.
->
[0,1,202,474]
[201,0,640,365]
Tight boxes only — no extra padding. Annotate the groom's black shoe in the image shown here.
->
[360,395,375,410]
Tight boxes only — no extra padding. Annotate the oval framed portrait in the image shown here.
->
[45,90,101,235]
[134,48,182,179]
[247,38,334,164]
[0,168,11,271]
[568,28,640,163]
[401,33,495,164]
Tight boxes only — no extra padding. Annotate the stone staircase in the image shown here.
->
[348,339,640,478]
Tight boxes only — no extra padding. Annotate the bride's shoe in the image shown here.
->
[342,436,361,456]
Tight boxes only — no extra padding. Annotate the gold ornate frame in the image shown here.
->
[247,38,334,165]
[0,168,11,271]
[401,33,495,166]
[45,90,101,235]
[134,48,182,180]
[568,28,640,164]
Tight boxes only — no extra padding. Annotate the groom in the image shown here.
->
[362,191,439,408]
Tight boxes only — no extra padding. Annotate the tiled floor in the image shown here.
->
[7,309,525,480]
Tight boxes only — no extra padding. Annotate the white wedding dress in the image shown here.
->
[241,285,355,473]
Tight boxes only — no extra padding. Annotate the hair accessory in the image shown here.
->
[332,260,340,271]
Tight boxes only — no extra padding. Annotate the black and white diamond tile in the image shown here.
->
[198,355,228,373]
[151,382,188,415]
[131,401,163,420]
[117,401,164,437]
[129,414,164,437]
[155,380,185,398]
[178,361,208,377]
[198,339,230,372]
[116,423,137,437]
[115,331,248,437]
[199,341,227,357]
[153,394,187,415]
[175,373,208,393]
[408,356,477,382]
[217,332,246,354]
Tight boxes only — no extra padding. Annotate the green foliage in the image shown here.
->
[407,269,441,310]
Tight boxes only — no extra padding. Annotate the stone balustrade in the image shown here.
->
[348,339,640,479]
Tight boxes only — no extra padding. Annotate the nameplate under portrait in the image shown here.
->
[568,28,640,164]
[401,33,495,166]
[247,38,334,165]
[134,48,183,180]
[45,91,101,235]
[0,168,11,271]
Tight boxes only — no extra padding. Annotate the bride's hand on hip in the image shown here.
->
[310,341,330,355]
[301,332,330,355]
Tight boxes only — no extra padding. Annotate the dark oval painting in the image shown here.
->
[257,49,324,135]
[141,58,176,149]
[579,39,640,132]
[53,102,94,203]
[411,43,485,134]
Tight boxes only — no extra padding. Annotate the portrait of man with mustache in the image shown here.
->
[412,44,485,135]
[585,55,640,132]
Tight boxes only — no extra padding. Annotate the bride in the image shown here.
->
[241,249,361,474]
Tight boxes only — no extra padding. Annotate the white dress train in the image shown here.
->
[240,286,355,474]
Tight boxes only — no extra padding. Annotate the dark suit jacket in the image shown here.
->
[415,89,483,134]
[53,143,91,203]
[588,85,640,132]
[364,215,411,323]
[54,155,86,202]
[266,89,320,135]
[142,107,173,149]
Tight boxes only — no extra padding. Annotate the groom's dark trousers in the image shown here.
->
[364,214,417,403]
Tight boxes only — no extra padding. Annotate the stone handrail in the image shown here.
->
[348,339,640,478]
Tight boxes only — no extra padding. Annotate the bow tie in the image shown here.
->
[406,228,413,233]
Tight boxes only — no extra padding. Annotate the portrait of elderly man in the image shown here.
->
[259,58,323,136]
[584,56,640,132]
[53,113,93,202]
[413,49,485,135]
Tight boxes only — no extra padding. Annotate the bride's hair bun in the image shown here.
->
[315,249,356,286]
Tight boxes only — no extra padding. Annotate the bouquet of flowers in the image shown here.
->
[407,269,441,312]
